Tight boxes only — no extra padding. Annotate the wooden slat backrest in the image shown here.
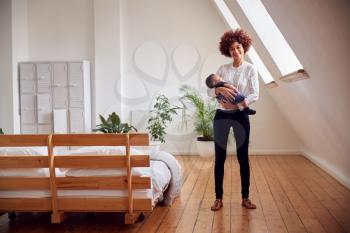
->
[48,133,151,216]
[55,176,151,189]
[129,133,149,146]
[0,134,49,168]
[0,156,48,168]
[51,133,149,146]
[0,134,49,147]
[0,135,50,191]
[0,134,48,168]
[0,177,50,190]
[54,155,149,168]
[51,134,128,147]
[51,133,150,169]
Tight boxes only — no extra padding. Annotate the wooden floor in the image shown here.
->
[1,155,350,233]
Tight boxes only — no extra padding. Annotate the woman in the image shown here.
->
[208,29,259,211]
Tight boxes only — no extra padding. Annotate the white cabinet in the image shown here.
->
[52,63,69,109]
[19,61,91,134]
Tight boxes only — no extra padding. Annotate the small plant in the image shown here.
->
[93,112,137,133]
[0,128,3,134]
[147,95,181,143]
[179,85,216,141]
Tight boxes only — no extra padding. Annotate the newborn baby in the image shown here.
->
[206,73,256,115]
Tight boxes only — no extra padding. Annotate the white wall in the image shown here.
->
[26,0,123,127]
[120,0,302,155]
[3,0,303,158]
[263,0,350,187]
[12,0,28,133]
[226,0,350,187]
[27,0,94,61]
[0,0,14,133]
[93,0,122,122]
[0,0,29,134]
[26,0,95,124]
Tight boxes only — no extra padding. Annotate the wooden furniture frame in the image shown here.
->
[0,133,152,224]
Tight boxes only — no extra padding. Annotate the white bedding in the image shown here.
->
[0,146,48,177]
[0,190,152,199]
[0,160,170,204]
[0,146,176,204]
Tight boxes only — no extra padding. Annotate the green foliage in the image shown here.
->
[147,95,181,143]
[93,112,137,133]
[179,85,216,141]
[0,128,3,134]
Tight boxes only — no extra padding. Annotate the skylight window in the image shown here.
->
[237,0,303,76]
[213,0,275,85]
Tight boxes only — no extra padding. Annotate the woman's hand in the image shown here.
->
[215,87,237,101]
[219,99,238,109]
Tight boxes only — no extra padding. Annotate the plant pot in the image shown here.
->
[138,140,161,155]
[196,140,215,158]
[149,140,162,154]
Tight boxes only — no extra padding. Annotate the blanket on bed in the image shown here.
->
[150,150,182,206]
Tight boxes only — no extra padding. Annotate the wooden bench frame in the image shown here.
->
[0,133,152,224]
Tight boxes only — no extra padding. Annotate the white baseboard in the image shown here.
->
[249,149,302,155]
[301,151,350,189]
[170,149,302,156]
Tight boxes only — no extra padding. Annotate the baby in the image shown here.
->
[206,73,256,115]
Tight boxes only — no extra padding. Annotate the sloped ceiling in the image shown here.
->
[223,0,350,186]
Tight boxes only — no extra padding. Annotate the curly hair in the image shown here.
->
[219,29,252,57]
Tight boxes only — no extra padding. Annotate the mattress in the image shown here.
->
[0,160,171,204]
[0,190,153,199]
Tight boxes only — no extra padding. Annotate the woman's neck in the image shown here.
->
[233,58,244,68]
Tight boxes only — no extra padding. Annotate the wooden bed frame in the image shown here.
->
[0,133,152,224]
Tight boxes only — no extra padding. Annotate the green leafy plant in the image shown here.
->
[179,85,216,141]
[147,95,181,143]
[0,128,4,134]
[93,112,137,133]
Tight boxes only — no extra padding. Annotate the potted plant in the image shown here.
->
[0,128,3,134]
[179,85,216,157]
[147,95,181,150]
[93,112,137,133]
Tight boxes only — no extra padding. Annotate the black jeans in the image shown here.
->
[213,109,250,199]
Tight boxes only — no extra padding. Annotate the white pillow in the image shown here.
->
[67,146,144,156]
[0,146,47,156]
[64,167,150,177]
[61,146,149,177]
[0,147,48,177]
[0,168,47,177]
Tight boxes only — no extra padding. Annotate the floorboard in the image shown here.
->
[1,155,349,233]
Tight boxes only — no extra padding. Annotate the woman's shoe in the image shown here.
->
[242,198,256,209]
[211,199,223,211]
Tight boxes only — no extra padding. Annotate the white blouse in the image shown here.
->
[207,61,259,110]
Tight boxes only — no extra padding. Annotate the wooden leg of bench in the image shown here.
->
[51,211,65,224]
[124,212,141,224]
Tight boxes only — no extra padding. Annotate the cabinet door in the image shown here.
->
[69,75,84,108]
[53,63,68,109]
[38,125,52,134]
[69,62,83,73]
[21,124,36,134]
[36,63,52,93]
[20,63,35,79]
[19,64,36,94]
[69,62,84,108]
[69,109,85,133]
[37,94,52,124]
[20,94,36,124]
[53,109,68,133]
